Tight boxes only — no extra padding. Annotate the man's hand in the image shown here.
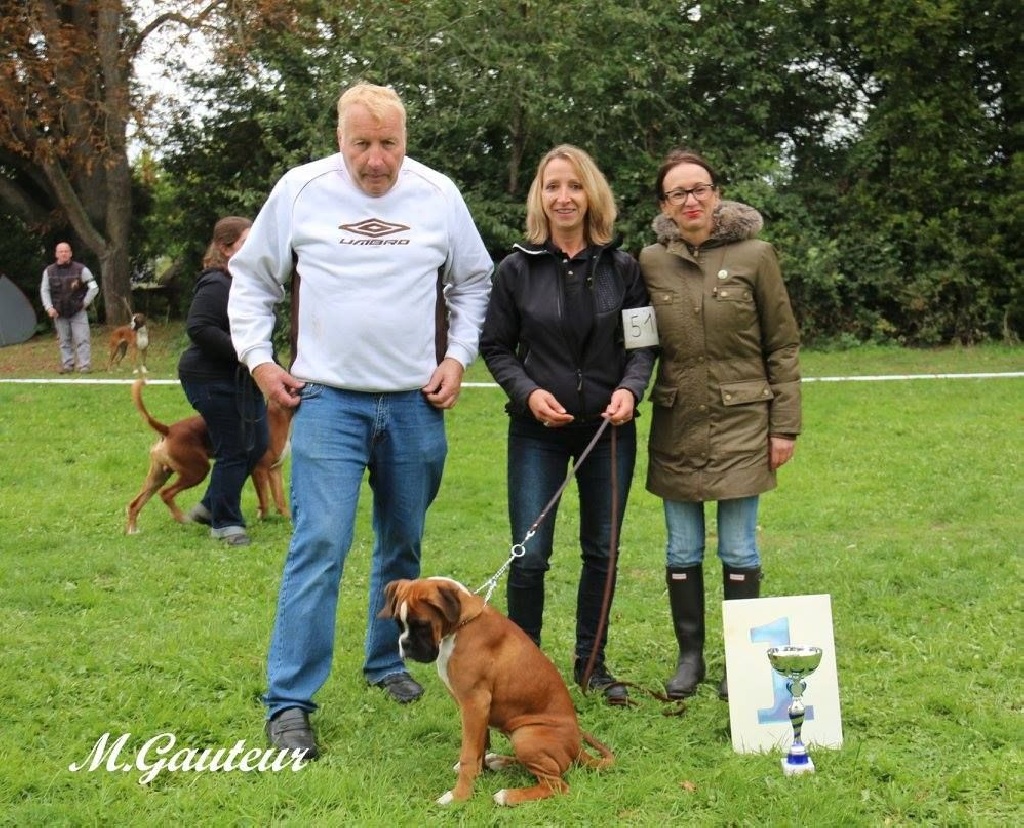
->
[252,362,305,409]
[422,358,465,410]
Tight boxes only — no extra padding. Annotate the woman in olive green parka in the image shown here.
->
[639,149,801,703]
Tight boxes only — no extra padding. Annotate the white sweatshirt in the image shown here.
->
[228,153,493,391]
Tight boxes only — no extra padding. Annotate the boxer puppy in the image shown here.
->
[380,577,614,806]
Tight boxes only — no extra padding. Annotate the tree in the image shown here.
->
[148,0,1021,343]
[0,0,228,324]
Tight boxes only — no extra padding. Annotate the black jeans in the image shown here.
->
[505,417,636,662]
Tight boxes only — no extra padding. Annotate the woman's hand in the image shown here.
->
[528,389,574,427]
[769,436,795,470]
[602,388,636,426]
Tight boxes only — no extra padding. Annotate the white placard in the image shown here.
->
[722,594,844,754]
[622,306,659,348]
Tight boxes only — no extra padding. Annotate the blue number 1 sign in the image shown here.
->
[753,616,815,725]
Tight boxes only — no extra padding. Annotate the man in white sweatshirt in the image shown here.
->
[229,82,493,759]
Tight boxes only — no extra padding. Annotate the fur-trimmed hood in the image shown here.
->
[651,200,763,247]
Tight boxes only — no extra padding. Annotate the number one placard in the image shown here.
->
[722,594,844,754]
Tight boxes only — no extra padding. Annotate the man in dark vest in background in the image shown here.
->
[40,241,99,374]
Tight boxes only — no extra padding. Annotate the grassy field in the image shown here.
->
[1,326,1022,825]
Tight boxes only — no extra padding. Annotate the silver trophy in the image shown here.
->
[766,645,823,775]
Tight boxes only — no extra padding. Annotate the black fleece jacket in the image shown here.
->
[480,240,655,423]
[177,267,245,382]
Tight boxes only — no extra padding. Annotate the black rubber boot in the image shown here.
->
[506,570,545,646]
[718,565,762,701]
[664,565,706,698]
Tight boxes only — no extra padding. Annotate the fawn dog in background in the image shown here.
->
[107,312,150,373]
[125,378,293,534]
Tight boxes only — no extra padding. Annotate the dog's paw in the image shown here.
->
[484,753,511,771]
[493,789,510,806]
[436,791,455,806]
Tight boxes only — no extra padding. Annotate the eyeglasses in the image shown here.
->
[663,184,716,205]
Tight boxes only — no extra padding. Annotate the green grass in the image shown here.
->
[1,334,1022,825]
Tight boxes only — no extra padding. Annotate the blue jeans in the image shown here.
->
[181,376,268,535]
[506,417,636,663]
[264,385,446,717]
[663,496,761,569]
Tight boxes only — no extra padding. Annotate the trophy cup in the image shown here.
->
[766,645,823,775]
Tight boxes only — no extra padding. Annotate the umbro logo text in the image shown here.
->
[339,218,410,239]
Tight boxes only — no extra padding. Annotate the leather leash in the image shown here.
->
[473,417,687,715]
[475,417,613,602]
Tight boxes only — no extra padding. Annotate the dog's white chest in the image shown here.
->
[436,633,456,692]
[135,328,149,349]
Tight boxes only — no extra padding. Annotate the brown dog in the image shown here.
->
[380,577,614,806]
[125,378,292,533]
[254,403,292,521]
[107,313,149,374]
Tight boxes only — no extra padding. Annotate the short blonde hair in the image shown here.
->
[525,145,617,246]
[337,83,406,137]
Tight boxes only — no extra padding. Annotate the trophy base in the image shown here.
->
[781,755,815,776]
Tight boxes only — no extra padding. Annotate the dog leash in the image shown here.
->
[473,416,689,715]
[475,417,613,603]
[576,422,624,702]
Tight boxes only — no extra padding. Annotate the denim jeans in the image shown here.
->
[181,376,268,535]
[663,495,761,569]
[264,385,446,717]
[506,417,636,664]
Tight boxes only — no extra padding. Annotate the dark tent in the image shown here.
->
[0,274,38,346]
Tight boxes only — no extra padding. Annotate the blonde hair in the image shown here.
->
[337,83,406,136]
[203,216,252,269]
[525,145,617,246]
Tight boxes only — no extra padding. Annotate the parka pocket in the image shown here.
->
[713,286,754,303]
[650,383,678,408]
[720,379,774,406]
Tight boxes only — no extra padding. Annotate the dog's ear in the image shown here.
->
[433,583,465,626]
[379,579,407,618]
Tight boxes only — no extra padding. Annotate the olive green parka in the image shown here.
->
[639,201,801,502]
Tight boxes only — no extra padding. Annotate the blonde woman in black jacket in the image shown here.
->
[480,145,655,704]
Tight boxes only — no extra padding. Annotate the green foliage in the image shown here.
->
[0,212,46,304]
[129,0,1022,345]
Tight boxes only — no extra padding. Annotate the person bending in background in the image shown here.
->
[178,216,268,547]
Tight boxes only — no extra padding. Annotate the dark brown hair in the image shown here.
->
[654,148,719,202]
